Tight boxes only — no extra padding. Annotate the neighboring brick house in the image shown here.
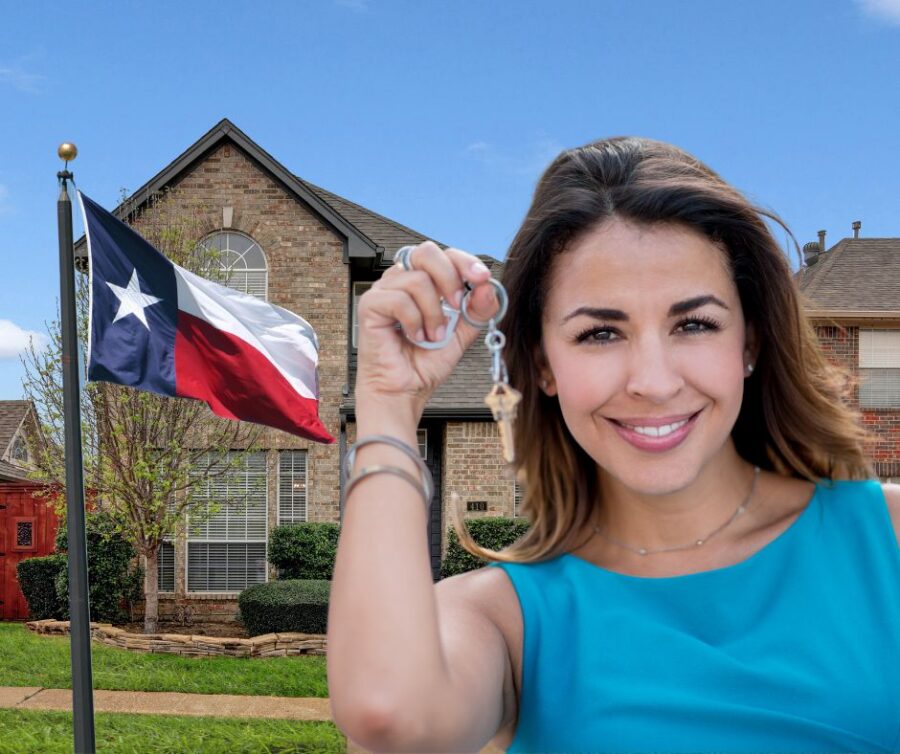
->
[82,119,517,623]
[796,227,900,480]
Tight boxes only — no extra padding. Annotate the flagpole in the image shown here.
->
[57,143,96,754]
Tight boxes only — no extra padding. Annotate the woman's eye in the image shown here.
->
[576,327,619,344]
[676,318,720,334]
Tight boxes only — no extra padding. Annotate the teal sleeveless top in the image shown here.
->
[489,480,900,753]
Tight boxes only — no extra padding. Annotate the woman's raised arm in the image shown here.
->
[327,243,511,752]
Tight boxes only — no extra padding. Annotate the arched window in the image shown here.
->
[10,434,28,464]
[196,232,268,300]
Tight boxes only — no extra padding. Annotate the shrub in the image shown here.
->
[268,523,339,580]
[238,579,330,636]
[17,555,68,619]
[440,517,531,578]
[54,512,144,624]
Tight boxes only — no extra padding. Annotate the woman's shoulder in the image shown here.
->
[816,477,900,549]
[879,482,900,547]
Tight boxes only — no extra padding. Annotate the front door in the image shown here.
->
[417,423,443,581]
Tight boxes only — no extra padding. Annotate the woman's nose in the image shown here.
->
[624,337,685,402]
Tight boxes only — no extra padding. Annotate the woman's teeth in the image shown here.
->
[621,418,689,437]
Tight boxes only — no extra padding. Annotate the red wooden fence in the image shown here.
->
[0,483,60,620]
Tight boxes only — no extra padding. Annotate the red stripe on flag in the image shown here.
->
[174,311,334,443]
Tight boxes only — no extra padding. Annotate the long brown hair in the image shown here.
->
[451,136,872,564]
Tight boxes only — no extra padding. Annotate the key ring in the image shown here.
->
[404,277,508,349]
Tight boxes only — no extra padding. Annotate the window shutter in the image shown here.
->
[157,541,175,592]
[278,450,308,524]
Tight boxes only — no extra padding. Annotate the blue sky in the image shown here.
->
[2,0,899,399]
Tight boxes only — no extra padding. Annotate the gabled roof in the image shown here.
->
[797,238,900,316]
[0,400,34,482]
[75,119,505,415]
[0,400,30,457]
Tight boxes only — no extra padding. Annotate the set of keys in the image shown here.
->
[394,246,522,464]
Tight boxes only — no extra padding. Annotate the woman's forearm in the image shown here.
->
[327,399,452,749]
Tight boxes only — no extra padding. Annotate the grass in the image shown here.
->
[0,623,328,697]
[0,709,345,753]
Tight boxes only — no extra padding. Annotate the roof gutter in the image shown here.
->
[805,309,900,323]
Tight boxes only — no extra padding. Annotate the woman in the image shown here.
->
[327,137,900,753]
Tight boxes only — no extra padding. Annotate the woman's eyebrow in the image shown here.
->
[562,295,729,323]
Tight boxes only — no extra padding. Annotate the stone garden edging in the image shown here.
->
[25,619,327,658]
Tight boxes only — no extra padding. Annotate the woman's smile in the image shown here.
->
[605,408,704,452]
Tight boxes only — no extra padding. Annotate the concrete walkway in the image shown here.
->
[0,686,504,753]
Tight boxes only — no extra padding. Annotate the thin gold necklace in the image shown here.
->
[593,466,761,556]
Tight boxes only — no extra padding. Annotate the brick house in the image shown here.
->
[84,119,516,624]
[797,227,900,480]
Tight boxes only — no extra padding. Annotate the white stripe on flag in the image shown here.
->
[173,265,320,401]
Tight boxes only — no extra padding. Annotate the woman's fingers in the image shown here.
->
[377,270,448,342]
[361,287,426,343]
[374,241,501,344]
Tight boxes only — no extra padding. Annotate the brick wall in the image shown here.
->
[442,421,517,555]
[172,142,346,521]
[139,139,515,616]
[815,324,900,478]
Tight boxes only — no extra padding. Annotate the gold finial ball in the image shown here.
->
[57,143,78,162]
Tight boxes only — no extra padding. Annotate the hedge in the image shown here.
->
[268,523,339,580]
[16,555,68,619]
[238,579,330,636]
[440,517,531,577]
[52,512,144,624]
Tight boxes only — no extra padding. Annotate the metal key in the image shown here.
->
[485,381,523,464]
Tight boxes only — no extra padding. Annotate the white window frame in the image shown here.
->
[858,329,900,408]
[10,434,28,464]
[352,281,374,349]
[277,450,308,525]
[185,452,269,594]
[196,231,268,301]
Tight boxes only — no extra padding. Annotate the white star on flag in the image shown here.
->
[106,268,162,330]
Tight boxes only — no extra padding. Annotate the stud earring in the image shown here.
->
[745,363,754,376]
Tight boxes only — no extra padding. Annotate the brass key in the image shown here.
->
[485,381,523,464]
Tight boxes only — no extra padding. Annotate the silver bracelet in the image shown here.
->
[343,434,434,505]
[344,464,430,507]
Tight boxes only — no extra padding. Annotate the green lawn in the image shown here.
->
[0,709,344,754]
[0,623,328,697]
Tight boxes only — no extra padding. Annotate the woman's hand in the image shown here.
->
[355,241,500,416]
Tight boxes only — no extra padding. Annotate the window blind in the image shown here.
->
[859,330,900,408]
[278,450,307,524]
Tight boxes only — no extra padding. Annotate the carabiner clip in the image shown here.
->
[404,278,508,349]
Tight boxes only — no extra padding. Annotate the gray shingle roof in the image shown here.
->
[797,238,900,311]
[299,180,437,260]
[0,400,29,458]
[0,459,31,482]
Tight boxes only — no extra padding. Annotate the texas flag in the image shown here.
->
[78,192,334,443]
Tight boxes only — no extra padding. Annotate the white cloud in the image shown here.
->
[856,0,900,24]
[0,64,44,93]
[0,320,48,359]
[464,136,565,177]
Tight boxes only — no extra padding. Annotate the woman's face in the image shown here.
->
[539,218,753,496]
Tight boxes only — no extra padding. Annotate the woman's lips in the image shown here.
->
[607,410,702,453]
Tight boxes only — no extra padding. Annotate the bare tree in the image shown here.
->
[23,188,259,633]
